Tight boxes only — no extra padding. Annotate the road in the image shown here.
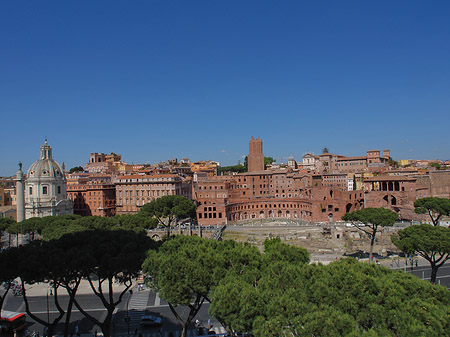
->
[389,261,450,289]
[2,285,224,337]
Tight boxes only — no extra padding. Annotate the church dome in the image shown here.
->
[26,140,65,181]
[24,140,73,219]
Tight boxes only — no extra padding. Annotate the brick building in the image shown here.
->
[115,173,192,215]
[248,137,264,172]
[302,149,390,173]
[192,138,386,226]
[66,173,116,217]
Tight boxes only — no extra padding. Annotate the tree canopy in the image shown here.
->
[69,166,84,173]
[139,195,196,238]
[217,165,246,175]
[211,257,450,337]
[263,237,309,265]
[392,224,450,284]
[264,157,276,168]
[1,229,154,337]
[143,236,223,336]
[342,207,398,261]
[414,197,450,226]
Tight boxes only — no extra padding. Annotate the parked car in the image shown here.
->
[141,315,162,327]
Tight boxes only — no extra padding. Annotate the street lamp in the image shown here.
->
[126,289,133,337]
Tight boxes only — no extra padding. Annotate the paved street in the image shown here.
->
[2,281,224,337]
[113,288,224,337]
[388,260,450,289]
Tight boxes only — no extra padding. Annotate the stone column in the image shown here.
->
[14,162,25,223]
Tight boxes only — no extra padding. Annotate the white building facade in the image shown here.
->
[24,140,73,219]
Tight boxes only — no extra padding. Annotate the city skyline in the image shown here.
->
[1,1,449,176]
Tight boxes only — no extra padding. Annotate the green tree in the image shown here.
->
[139,195,196,238]
[215,257,450,337]
[392,224,450,284]
[143,236,224,337]
[0,218,15,247]
[263,237,309,265]
[217,165,246,175]
[264,157,276,169]
[0,246,19,314]
[69,166,84,173]
[414,197,450,226]
[209,241,264,335]
[14,242,66,337]
[73,230,154,337]
[388,157,399,168]
[17,235,95,337]
[342,208,398,261]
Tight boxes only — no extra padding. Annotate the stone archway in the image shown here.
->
[151,234,162,241]
[346,203,352,213]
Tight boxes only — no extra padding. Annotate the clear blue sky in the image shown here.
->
[1,1,449,176]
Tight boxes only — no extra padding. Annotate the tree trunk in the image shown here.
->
[101,313,112,337]
[430,263,438,284]
[63,293,77,337]
[180,323,187,337]
[369,226,378,262]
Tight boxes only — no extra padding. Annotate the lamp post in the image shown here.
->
[46,287,49,324]
[126,289,133,337]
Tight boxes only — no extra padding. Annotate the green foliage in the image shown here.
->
[342,208,398,261]
[217,165,246,175]
[69,166,84,173]
[414,197,450,226]
[264,157,276,168]
[144,236,263,335]
[15,214,156,241]
[144,236,219,305]
[388,157,399,168]
[430,162,442,170]
[263,237,310,265]
[0,218,16,231]
[139,195,196,238]
[212,258,450,337]
[342,208,398,227]
[392,224,450,284]
[143,236,229,334]
[9,229,154,337]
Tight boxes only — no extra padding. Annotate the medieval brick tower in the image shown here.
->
[248,137,264,172]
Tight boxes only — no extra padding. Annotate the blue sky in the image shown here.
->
[1,1,449,176]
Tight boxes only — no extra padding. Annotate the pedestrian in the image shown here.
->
[195,319,200,333]
[207,319,211,330]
